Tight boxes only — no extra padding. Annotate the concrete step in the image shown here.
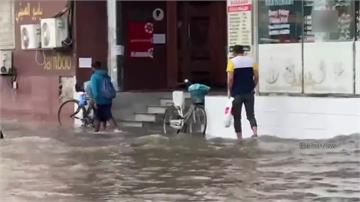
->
[134,113,157,123]
[119,120,163,134]
[119,120,143,128]
[160,98,173,107]
[147,105,168,114]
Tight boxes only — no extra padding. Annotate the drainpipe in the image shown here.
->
[107,0,120,91]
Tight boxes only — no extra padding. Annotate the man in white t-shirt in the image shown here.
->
[226,45,259,140]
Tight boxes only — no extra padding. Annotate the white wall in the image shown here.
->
[0,0,15,49]
[356,41,360,95]
[205,95,360,140]
[258,43,302,93]
[304,42,354,94]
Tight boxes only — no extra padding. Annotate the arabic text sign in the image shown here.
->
[43,53,73,71]
[16,2,44,23]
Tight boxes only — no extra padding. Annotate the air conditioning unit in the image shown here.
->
[20,24,41,50]
[0,51,12,75]
[41,17,68,48]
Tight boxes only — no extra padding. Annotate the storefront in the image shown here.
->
[206,0,360,140]
[118,1,227,90]
[256,0,360,96]
[0,0,228,121]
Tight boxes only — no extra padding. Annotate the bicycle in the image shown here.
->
[163,80,210,136]
[57,85,95,128]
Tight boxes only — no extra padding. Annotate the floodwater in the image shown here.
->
[0,122,359,202]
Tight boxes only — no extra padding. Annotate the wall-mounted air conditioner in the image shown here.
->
[41,17,68,48]
[20,24,41,50]
[0,51,12,75]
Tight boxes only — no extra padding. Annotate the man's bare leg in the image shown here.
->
[252,126,258,138]
[237,132,243,140]
[94,120,101,132]
[110,117,122,132]
[102,122,107,130]
[109,117,118,128]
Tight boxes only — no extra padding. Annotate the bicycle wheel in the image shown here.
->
[58,99,84,128]
[188,106,207,136]
[163,106,183,135]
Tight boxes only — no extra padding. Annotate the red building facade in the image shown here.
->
[0,1,228,122]
[0,0,108,122]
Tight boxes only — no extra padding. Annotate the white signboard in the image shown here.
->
[0,0,15,49]
[258,43,302,93]
[356,41,360,95]
[112,45,124,56]
[227,0,252,56]
[304,42,354,94]
[153,34,166,44]
[79,57,92,68]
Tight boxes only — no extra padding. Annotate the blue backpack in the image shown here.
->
[101,75,116,99]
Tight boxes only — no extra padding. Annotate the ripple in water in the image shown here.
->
[0,125,359,202]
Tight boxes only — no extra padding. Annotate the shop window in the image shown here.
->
[304,0,355,42]
[258,0,303,44]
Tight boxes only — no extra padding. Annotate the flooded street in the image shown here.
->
[0,122,360,202]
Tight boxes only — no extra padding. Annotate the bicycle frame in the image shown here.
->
[170,102,197,132]
[165,81,208,134]
[175,104,196,122]
[74,93,95,127]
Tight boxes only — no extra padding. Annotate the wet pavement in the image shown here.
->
[0,122,360,202]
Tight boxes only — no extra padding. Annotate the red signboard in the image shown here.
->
[228,5,252,12]
[127,22,154,59]
[227,0,252,12]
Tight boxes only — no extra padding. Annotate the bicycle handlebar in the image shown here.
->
[175,79,192,89]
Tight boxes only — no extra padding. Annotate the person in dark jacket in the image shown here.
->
[90,61,120,132]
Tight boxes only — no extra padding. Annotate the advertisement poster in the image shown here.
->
[227,0,252,57]
[258,0,302,44]
[356,42,360,95]
[127,22,154,59]
[258,43,302,93]
[304,42,354,94]
[304,0,353,42]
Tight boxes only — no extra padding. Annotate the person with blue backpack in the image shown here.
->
[90,61,120,133]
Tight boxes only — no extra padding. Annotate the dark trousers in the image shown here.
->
[95,103,113,122]
[231,93,257,133]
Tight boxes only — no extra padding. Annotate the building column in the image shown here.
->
[107,0,119,91]
[166,1,178,89]
[252,0,258,64]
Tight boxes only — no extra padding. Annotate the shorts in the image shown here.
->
[95,104,112,122]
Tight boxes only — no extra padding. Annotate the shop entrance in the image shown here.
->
[177,1,227,87]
